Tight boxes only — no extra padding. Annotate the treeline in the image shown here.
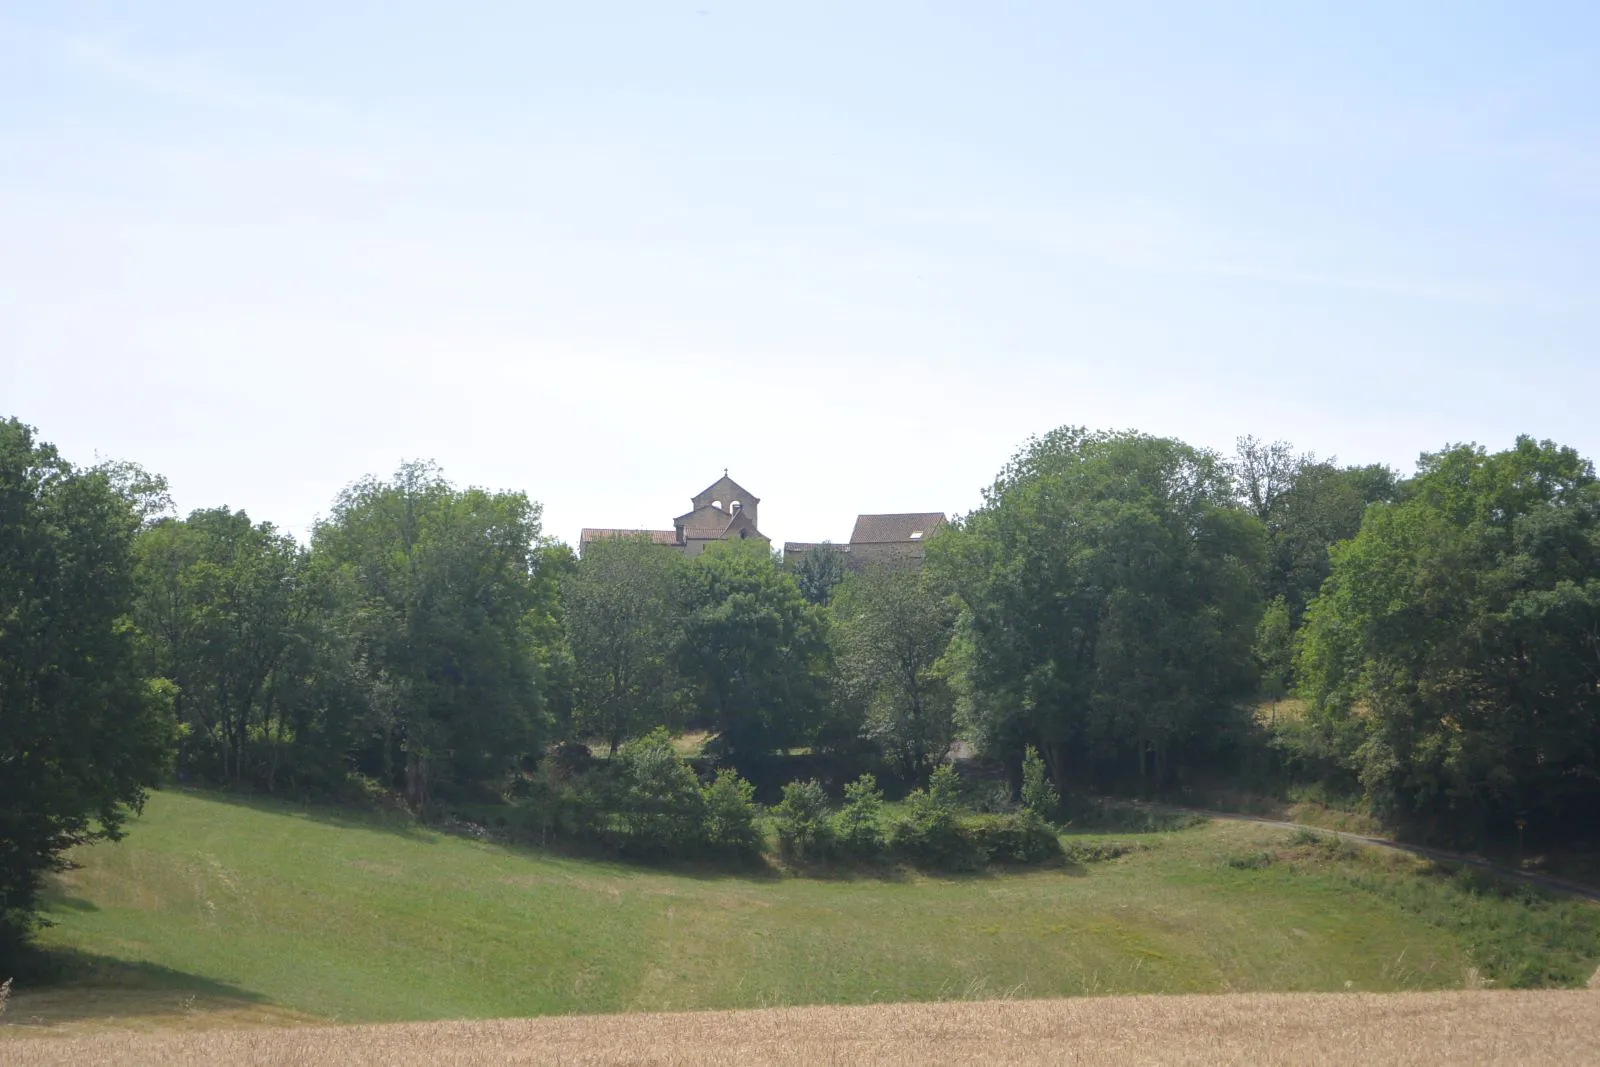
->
[6,414,1600,953]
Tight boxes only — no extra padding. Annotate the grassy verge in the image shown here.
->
[4,788,1596,1029]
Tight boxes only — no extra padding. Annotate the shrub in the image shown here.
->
[615,728,707,858]
[926,762,962,808]
[967,810,1062,866]
[773,779,835,864]
[701,769,763,859]
[833,774,886,858]
[1060,840,1144,865]
[1021,745,1060,820]
[890,769,984,871]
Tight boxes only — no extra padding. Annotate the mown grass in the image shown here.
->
[5,788,1597,1029]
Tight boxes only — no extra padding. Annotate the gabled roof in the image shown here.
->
[691,474,759,511]
[580,528,680,546]
[675,503,734,538]
[685,508,768,542]
[848,513,947,544]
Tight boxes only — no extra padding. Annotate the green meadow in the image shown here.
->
[9,788,1595,1028]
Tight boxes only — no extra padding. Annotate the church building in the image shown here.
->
[580,473,770,557]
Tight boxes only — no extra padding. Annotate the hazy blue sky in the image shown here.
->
[3,3,1597,546]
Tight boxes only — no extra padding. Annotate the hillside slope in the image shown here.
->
[7,789,1598,1027]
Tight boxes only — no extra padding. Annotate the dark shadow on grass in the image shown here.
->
[39,894,99,914]
[159,785,437,842]
[1,946,271,1027]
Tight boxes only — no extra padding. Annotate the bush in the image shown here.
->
[967,810,1062,866]
[926,762,962,808]
[890,768,984,871]
[773,779,835,864]
[833,774,886,858]
[1021,745,1060,820]
[701,769,763,859]
[615,728,707,858]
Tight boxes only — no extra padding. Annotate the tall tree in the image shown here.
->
[1232,437,1398,624]
[677,541,831,761]
[133,508,304,785]
[313,463,557,808]
[563,536,683,754]
[931,427,1263,788]
[1298,437,1600,838]
[0,419,173,960]
[831,565,957,781]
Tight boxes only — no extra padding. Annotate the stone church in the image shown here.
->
[580,473,770,557]
[581,473,945,567]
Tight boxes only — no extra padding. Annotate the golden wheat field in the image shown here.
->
[4,990,1599,1066]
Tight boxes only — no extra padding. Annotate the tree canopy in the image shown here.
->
[931,427,1264,788]
[0,419,173,960]
[1298,437,1600,838]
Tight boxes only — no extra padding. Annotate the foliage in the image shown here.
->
[1253,595,1294,707]
[1232,437,1398,625]
[563,536,684,754]
[132,508,308,787]
[965,811,1063,865]
[831,566,958,781]
[700,769,763,859]
[772,779,835,863]
[0,419,173,962]
[614,728,707,858]
[1297,437,1600,839]
[790,542,848,606]
[311,462,560,808]
[1020,745,1060,820]
[677,541,832,761]
[931,427,1264,790]
[832,773,886,858]
[889,765,984,871]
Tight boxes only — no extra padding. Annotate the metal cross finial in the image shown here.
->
[724,467,728,477]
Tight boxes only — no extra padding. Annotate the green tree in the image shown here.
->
[833,773,886,856]
[312,462,558,808]
[677,541,831,760]
[700,769,763,858]
[772,779,834,863]
[1233,436,1398,625]
[1254,595,1294,717]
[615,728,707,857]
[1020,745,1059,818]
[791,543,848,605]
[1298,437,1600,838]
[931,427,1263,789]
[132,508,305,785]
[563,536,683,754]
[831,565,957,782]
[0,419,173,959]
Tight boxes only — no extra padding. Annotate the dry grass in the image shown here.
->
[3,990,1598,1065]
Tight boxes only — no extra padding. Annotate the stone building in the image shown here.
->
[580,473,770,557]
[784,512,947,570]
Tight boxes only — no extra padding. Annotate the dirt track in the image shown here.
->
[1142,802,1600,902]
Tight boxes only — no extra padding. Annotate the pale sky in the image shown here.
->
[3,3,1597,548]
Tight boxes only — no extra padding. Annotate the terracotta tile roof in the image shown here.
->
[579,528,680,546]
[848,513,947,544]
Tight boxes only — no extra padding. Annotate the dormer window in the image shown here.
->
[909,530,923,540]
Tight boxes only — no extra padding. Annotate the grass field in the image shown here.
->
[5,991,1599,1065]
[3,788,1598,1031]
